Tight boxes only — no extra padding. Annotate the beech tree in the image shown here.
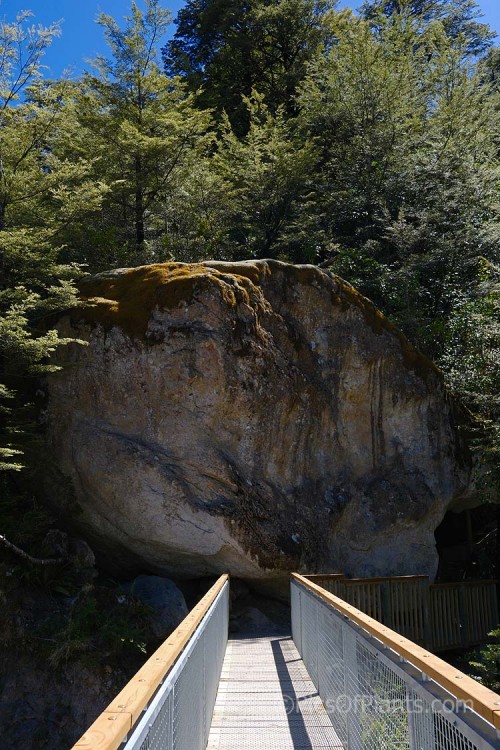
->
[58,0,215,269]
[361,0,495,55]
[0,14,87,470]
[163,0,335,134]
[212,92,318,259]
[296,8,497,343]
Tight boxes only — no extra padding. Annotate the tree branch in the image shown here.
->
[0,534,67,566]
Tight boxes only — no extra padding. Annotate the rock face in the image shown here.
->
[124,575,188,638]
[45,260,470,584]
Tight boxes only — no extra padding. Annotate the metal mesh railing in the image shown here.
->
[292,577,500,750]
[124,580,229,750]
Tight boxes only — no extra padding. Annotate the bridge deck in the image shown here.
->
[207,634,344,750]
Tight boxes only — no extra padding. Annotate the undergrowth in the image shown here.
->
[0,477,151,670]
[467,628,500,692]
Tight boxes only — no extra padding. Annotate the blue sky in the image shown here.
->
[2,0,499,79]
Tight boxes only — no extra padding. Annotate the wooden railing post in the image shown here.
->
[489,583,499,628]
[381,580,393,630]
[337,579,346,601]
[458,584,468,647]
[421,577,432,650]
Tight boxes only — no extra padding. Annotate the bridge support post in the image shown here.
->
[406,689,418,750]
[291,581,303,655]
[342,621,363,750]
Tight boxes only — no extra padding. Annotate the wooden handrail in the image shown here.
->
[345,575,428,583]
[291,573,500,730]
[303,574,430,583]
[72,574,229,750]
[430,580,498,588]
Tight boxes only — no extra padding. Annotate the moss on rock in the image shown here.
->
[75,263,260,340]
[74,259,440,380]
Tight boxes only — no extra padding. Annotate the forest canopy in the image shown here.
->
[0,0,499,494]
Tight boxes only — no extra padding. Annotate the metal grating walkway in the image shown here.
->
[206,635,344,749]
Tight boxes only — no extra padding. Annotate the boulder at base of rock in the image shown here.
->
[45,260,471,583]
[125,576,188,638]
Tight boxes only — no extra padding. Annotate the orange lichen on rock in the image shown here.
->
[204,260,271,285]
[74,258,440,380]
[75,263,260,340]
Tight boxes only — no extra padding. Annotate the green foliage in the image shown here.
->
[47,587,149,667]
[479,46,500,91]
[440,264,500,495]
[0,15,86,471]
[0,477,52,547]
[468,627,500,691]
[297,6,498,341]
[56,0,214,269]
[163,0,336,134]
[361,0,495,56]
[0,10,61,105]
[213,92,319,260]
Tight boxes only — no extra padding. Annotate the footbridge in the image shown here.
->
[73,574,500,750]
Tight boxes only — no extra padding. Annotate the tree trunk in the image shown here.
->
[134,155,145,249]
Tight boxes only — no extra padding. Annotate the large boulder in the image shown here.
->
[45,260,471,584]
[124,575,188,638]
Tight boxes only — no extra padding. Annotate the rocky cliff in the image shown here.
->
[45,260,471,585]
